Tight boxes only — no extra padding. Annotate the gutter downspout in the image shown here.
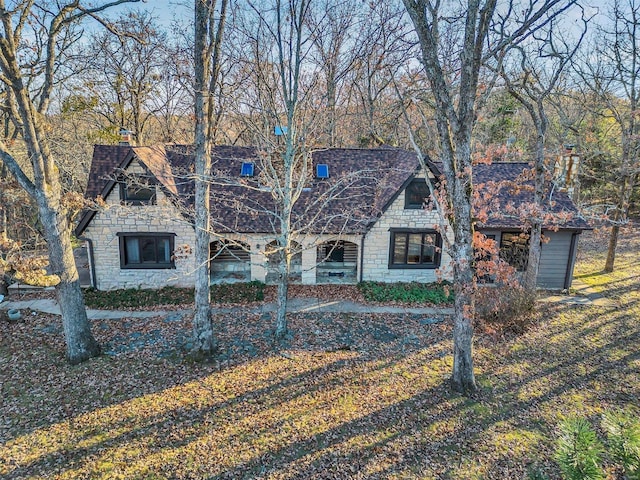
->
[77,236,97,289]
[564,231,580,290]
[359,233,365,283]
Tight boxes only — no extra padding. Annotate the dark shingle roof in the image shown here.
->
[76,146,589,237]
[453,161,590,230]
[164,146,420,234]
[84,144,132,200]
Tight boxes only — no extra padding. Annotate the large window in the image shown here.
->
[404,179,430,209]
[500,232,529,271]
[389,229,441,268]
[120,175,156,205]
[118,233,175,269]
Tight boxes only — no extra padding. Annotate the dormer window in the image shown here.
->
[316,163,329,178]
[240,162,255,177]
[404,178,430,209]
[120,175,156,205]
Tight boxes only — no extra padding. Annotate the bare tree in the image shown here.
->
[306,0,360,147]
[192,0,229,356]
[401,0,577,393]
[0,0,141,364]
[231,0,318,338]
[350,2,412,147]
[574,0,640,272]
[146,42,193,143]
[500,13,587,293]
[75,10,168,144]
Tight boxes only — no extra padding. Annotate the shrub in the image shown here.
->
[84,281,265,309]
[210,281,265,303]
[555,417,605,480]
[602,409,640,479]
[357,281,453,304]
[527,467,550,480]
[475,285,536,334]
[83,286,195,308]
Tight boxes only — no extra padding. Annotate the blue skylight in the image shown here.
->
[240,162,254,177]
[274,126,288,136]
[316,163,329,178]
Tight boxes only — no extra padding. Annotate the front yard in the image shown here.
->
[0,228,638,479]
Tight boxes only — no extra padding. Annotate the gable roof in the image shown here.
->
[84,144,132,201]
[453,161,590,230]
[75,145,590,237]
[76,144,184,236]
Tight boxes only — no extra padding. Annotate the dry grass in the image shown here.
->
[1,229,638,479]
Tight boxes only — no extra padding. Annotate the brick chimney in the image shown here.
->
[554,145,580,200]
[119,127,135,146]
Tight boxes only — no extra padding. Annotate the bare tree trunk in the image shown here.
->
[326,75,337,147]
[1,205,6,242]
[450,201,477,393]
[0,0,142,364]
[604,224,619,273]
[274,249,289,338]
[402,0,485,394]
[40,202,100,363]
[0,98,101,367]
[524,224,543,291]
[192,0,218,355]
[400,0,574,393]
[605,172,633,273]
[192,123,214,353]
[447,139,478,393]
[191,0,228,354]
[523,125,546,292]
[274,142,294,339]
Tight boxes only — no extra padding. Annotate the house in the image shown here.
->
[74,143,590,291]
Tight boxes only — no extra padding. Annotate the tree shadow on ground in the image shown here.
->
[2,231,638,479]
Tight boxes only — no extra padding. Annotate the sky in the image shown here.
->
[96,0,192,29]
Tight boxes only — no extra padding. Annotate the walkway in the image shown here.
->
[1,280,611,320]
[537,279,615,307]
[0,297,453,320]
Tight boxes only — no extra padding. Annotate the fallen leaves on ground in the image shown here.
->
[0,230,638,479]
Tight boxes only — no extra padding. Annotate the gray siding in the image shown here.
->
[538,231,575,289]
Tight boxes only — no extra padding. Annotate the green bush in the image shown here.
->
[357,281,454,304]
[555,417,605,480]
[602,409,640,479]
[84,286,195,309]
[527,467,550,480]
[84,281,265,308]
[553,410,640,480]
[210,281,265,303]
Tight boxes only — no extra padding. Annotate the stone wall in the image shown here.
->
[85,164,453,289]
[84,161,196,290]
[362,174,453,283]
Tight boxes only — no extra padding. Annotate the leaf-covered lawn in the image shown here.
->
[1,229,638,479]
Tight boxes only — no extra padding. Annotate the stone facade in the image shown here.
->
[84,161,196,290]
[85,164,453,289]
[361,174,453,283]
